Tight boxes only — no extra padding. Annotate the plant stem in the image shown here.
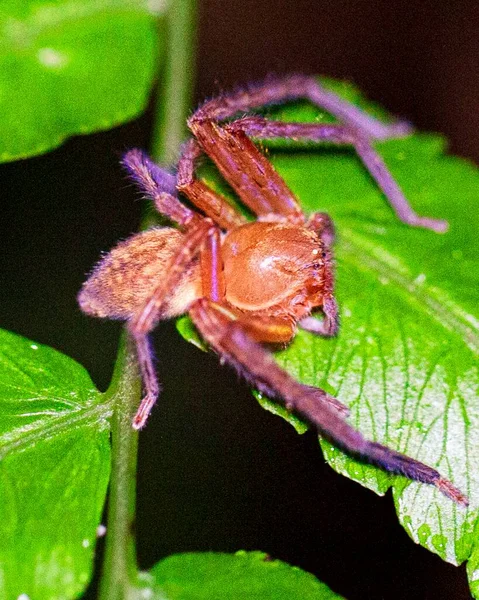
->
[98,334,141,600]
[98,2,198,598]
[151,0,197,164]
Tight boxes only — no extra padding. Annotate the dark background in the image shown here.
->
[1,1,478,598]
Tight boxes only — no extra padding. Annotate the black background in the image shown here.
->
[1,1,478,598]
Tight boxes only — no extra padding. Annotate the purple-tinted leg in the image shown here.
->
[227,117,448,233]
[307,211,336,246]
[302,76,412,140]
[300,295,339,337]
[191,74,412,141]
[304,211,339,336]
[129,218,217,429]
[123,149,178,196]
[123,149,196,227]
[132,333,160,430]
[190,298,467,506]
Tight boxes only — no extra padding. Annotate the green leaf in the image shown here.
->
[253,390,309,435]
[0,0,162,162]
[0,328,111,599]
[177,80,479,591]
[137,551,344,599]
[176,314,208,352]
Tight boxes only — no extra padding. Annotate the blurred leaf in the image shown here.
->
[138,551,344,599]
[0,328,110,599]
[0,0,162,162]
[177,79,479,591]
[176,314,207,351]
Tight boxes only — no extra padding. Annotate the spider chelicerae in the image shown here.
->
[78,75,467,506]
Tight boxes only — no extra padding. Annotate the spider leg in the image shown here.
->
[123,148,178,196]
[129,218,217,429]
[226,117,448,233]
[307,212,335,247]
[122,149,198,228]
[186,76,425,225]
[189,298,467,506]
[177,139,248,230]
[184,123,304,221]
[303,213,339,336]
[300,294,338,337]
[191,74,411,141]
[190,299,348,417]
[200,226,225,302]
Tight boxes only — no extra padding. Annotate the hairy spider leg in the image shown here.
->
[191,74,411,141]
[200,227,225,301]
[129,219,217,428]
[188,119,304,221]
[177,139,248,230]
[122,149,198,228]
[299,307,338,337]
[189,75,445,232]
[189,298,468,506]
[307,212,336,247]
[123,148,247,233]
[123,148,178,196]
[295,211,339,337]
[226,117,448,233]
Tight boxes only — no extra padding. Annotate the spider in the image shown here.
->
[78,75,467,506]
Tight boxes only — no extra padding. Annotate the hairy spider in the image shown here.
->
[78,75,467,506]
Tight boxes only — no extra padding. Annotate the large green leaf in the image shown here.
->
[0,0,161,162]
[0,328,110,599]
[138,551,344,599]
[177,81,479,592]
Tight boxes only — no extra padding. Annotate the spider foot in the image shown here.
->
[122,148,177,197]
[436,477,469,507]
[373,119,414,140]
[132,392,158,430]
[407,215,449,233]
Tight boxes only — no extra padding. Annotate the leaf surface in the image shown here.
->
[177,80,479,592]
[0,0,161,162]
[138,551,344,599]
[0,328,110,599]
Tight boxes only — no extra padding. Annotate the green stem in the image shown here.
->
[151,0,197,164]
[98,2,198,598]
[98,334,141,600]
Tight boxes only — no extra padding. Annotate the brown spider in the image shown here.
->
[78,75,467,506]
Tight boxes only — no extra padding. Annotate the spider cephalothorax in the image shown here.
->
[78,75,467,505]
[221,221,332,319]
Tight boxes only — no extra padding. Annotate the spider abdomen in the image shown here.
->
[78,227,201,320]
[222,221,326,312]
